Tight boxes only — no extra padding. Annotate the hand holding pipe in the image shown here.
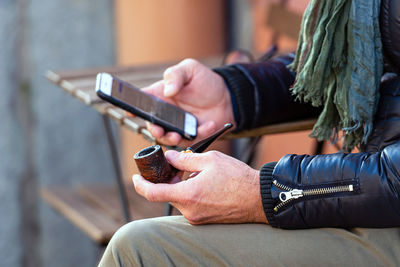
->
[134,123,233,183]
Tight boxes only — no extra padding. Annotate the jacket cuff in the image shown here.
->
[260,162,278,227]
[213,65,255,132]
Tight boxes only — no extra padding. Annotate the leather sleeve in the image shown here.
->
[362,76,400,152]
[213,54,320,132]
[380,0,400,73]
[260,140,400,229]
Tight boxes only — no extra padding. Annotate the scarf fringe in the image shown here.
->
[290,0,383,152]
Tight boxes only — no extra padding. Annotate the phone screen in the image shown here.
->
[96,73,197,139]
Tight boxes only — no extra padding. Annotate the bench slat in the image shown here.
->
[77,185,166,222]
[41,185,171,245]
[41,187,120,244]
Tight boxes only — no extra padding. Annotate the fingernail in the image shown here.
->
[164,83,176,97]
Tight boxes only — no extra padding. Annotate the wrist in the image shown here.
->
[250,169,269,224]
[222,83,236,131]
[213,73,236,131]
[213,65,254,132]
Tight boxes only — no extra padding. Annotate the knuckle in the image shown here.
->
[205,150,221,160]
[181,58,198,67]
[204,150,225,168]
[185,211,202,224]
[163,67,174,78]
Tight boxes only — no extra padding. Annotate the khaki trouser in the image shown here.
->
[98,216,400,267]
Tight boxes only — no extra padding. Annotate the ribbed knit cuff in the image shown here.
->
[260,162,278,227]
[213,65,255,132]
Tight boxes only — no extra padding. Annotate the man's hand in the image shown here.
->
[132,150,268,225]
[141,59,235,147]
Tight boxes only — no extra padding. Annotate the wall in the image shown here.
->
[115,0,226,65]
[114,0,228,179]
[0,2,23,266]
[0,0,115,266]
[231,0,253,50]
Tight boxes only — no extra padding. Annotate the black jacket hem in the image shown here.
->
[260,162,278,227]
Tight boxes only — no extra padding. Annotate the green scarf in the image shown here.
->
[290,0,383,151]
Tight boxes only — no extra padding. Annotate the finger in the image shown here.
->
[158,132,182,146]
[132,174,181,203]
[146,122,165,139]
[157,121,216,148]
[196,121,217,140]
[146,122,183,146]
[163,60,194,97]
[165,150,209,172]
[141,80,165,98]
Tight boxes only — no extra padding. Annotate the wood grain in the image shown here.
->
[41,185,169,245]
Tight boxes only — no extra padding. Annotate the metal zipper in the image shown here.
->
[273,180,354,212]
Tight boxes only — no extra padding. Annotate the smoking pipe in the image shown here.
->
[134,123,233,183]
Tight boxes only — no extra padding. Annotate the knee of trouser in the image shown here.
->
[109,219,149,249]
[108,217,167,255]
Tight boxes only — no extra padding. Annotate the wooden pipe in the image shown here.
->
[134,123,233,183]
[134,145,178,183]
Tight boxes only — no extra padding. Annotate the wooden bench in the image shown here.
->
[43,56,317,246]
[40,185,168,245]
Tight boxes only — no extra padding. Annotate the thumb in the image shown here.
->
[163,60,192,97]
[132,174,181,203]
[165,150,208,172]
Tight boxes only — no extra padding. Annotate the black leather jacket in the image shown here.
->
[215,55,400,229]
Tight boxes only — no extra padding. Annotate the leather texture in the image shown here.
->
[381,0,400,73]
[265,76,400,229]
[269,140,400,229]
[362,76,400,152]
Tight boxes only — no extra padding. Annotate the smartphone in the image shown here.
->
[95,72,197,140]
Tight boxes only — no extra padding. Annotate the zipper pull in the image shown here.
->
[279,189,303,202]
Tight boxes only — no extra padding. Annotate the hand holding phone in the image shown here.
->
[140,59,236,146]
[96,73,198,140]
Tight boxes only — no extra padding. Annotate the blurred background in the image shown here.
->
[0,0,334,266]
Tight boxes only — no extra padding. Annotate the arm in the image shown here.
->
[144,54,320,146]
[261,140,400,229]
[214,54,320,132]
